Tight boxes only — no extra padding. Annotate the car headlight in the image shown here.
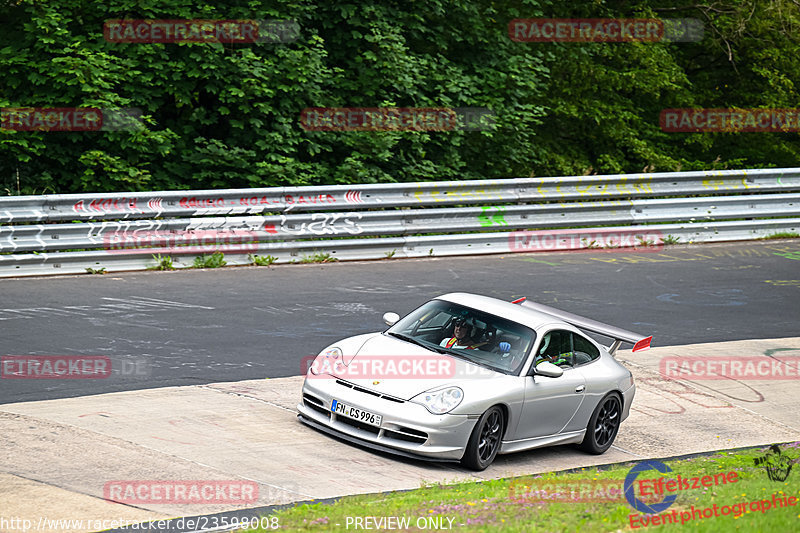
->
[412,386,464,415]
[308,347,343,375]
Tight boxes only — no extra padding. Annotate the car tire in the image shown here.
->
[579,393,622,454]
[461,406,504,471]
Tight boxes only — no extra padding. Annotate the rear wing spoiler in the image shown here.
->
[511,297,652,355]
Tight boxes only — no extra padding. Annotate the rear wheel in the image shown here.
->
[579,393,621,454]
[461,406,504,471]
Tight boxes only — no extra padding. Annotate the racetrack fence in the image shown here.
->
[1,168,799,277]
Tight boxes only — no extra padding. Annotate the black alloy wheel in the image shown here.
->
[461,406,504,471]
[580,393,621,454]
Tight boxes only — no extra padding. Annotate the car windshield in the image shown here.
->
[385,299,536,375]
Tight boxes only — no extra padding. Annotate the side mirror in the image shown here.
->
[382,312,400,326]
[533,361,563,378]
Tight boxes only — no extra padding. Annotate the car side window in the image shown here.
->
[534,330,574,369]
[573,333,600,366]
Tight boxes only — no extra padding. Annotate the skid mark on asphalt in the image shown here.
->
[656,288,747,306]
[0,296,214,321]
[619,341,800,438]
[201,383,298,413]
[336,284,438,294]
[628,372,734,417]
[513,242,800,267]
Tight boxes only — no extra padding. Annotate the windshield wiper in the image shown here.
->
[386,332,448,354]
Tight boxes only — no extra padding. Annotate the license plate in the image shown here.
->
[331,399,382,427]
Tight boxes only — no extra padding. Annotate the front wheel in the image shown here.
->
[579,393,622,454]
[461,406,504,471]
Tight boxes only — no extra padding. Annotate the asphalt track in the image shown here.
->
[2,337,799,532]
[1,239,799,405]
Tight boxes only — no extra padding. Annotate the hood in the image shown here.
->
[331,334,502,400]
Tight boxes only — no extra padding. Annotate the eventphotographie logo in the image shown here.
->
[754,445,797,482]
[624,458,741,528]
[624,460,678,514]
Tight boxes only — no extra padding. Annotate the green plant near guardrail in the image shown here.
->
[300,252,338,263]
[249,254,278,266]
[760,232,800,239]
[147,254,176,271]
[193,252,227,269]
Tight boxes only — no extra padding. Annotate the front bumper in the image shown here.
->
[297,376,477,461]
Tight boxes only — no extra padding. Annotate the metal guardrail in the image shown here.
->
[1,168,799,277]
[2,167,799,223]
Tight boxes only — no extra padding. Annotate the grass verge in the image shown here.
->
[760,232,800,240]
[242,442,799,532]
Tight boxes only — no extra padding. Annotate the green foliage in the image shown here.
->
[760,232,800,240]
[249,253,278,265]
[1,0,799,195]
[192,251,226,268]
[300,251,337,263]
[85,266,107,274]
[147,253,175,270]
[242,444,800,532]
[636,235,657,247]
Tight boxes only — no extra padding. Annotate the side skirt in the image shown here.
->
[498,430,586,455]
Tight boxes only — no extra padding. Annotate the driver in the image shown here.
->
[535,332,572,367]
[440,318,479,349]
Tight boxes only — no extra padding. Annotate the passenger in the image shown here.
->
[440,318,479,349]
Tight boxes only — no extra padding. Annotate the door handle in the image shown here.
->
[575,385,585,393]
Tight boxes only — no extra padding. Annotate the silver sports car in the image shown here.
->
[297,293,651,470]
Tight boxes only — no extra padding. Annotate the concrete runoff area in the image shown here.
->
[1,337,799,532]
